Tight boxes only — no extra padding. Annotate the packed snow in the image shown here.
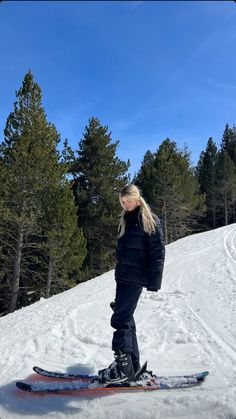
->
[0,224,236,419]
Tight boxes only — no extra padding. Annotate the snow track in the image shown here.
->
[224,227,236,266]
[186,300,236,363]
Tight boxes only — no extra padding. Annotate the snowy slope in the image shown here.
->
[0,225,236,419]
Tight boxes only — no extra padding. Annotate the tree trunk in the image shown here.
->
[46,256,53,298]
[162,202,168,244]
[9,224,23,313]
[212,206,216,229]
[224,189,228,226]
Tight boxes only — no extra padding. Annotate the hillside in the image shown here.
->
[0,225,236,419]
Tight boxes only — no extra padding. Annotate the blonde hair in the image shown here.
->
[118,184,157,237]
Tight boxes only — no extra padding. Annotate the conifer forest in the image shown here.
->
[1,71,236,315]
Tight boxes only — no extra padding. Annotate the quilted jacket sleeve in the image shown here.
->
[145,217,165,292]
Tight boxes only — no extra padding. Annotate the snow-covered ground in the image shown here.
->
[0,225,236,419]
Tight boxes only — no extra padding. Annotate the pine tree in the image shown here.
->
[40,180,87,298]
[0,71,86,312]
[221,124,236,165]
[136,139,205,243]
[215,149,236,226]
[134,150,157,209]
[71,117,130,279]
[220,124,236,223]
[196,138,218,229]
[0,71,59,311]
[134,150,166,235]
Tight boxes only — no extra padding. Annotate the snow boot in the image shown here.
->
[97,350,134,384]
[133,361,141,374]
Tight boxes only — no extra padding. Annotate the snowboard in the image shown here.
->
[16,365,209,393]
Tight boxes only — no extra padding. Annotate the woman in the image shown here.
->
[98,184,165,384]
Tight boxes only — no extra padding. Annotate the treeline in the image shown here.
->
[134,126,236,243]
[0,71,235,315]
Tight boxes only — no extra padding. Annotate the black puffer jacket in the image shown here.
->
[115,206,165,291]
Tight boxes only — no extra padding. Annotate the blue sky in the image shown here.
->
[1,1,236,176]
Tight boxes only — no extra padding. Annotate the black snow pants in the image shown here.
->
[111,282,143,372]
